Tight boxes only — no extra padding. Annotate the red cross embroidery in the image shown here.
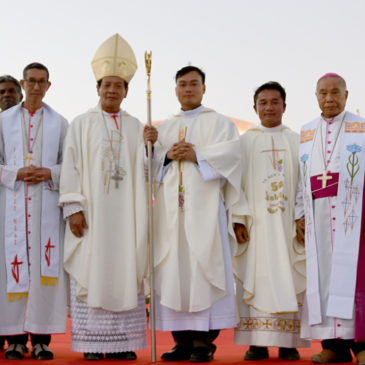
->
[11,255,23,283]
[45,238,55,267]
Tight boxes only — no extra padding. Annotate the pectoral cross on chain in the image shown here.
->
[24,153,34,167]
[317,169,332,189]
[111,167,127,189]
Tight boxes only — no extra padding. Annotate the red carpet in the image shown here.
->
[0,320,328,364]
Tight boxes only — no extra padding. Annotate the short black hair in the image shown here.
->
[97,78,128,89]
[0,75,22,95]
[175,66,205,84]
[23,62,49,80]
[254,81,286,105]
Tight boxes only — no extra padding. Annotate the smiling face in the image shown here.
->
[175,71,205,111]
[316,77,348,118]
[97,76,128,113]
[254,89,286,128]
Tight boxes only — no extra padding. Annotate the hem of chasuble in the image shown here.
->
[241,299,300,315]
[234,326,311,348]
[238,285,303,315]
[154,315,237,332]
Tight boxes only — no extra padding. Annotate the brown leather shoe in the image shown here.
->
[311,349,352,363]
[357,350,365,365]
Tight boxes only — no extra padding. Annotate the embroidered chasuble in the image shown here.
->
[233,124,309,348]
[296,111,365,341]
[152,106,243,332]
[0,103,68,335]
[60,105,148,313]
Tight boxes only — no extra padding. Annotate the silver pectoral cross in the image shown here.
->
[317,169,332,189]
[111,166,127,189]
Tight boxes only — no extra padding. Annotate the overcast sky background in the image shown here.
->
[2,0,364,131]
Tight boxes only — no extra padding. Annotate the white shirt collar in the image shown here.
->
[322,110,346,123]
[260,123,285,132]
[180,105,204,118]
[102,110,121,117]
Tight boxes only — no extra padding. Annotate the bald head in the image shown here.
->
[316,74,348,119]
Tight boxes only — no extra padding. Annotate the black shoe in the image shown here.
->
[5,344,27,360]
[84,352,104,360]
[105,351,137,360]
[161,345,193,361]
[190,345,216,363]
[31,343,54,360]
[279,347,300,361]
[244,346,269,361]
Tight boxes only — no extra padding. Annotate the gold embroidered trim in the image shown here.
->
[237,316,301,334]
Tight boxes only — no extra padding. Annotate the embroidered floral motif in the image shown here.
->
[300,153,309,187]
[342,144,362,234]
[346,144,361,185]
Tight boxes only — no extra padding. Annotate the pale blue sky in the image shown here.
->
[2,0,364,131]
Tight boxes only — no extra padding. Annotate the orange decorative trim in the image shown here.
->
[300,129,316,143]
[344,121,365,133]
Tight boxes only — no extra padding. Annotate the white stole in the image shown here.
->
[3,103,62,294]
[299,111,365,324]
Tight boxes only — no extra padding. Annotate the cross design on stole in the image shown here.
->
[45,238,55,267]
[11,254,23,283]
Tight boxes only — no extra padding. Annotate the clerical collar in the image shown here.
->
[321,110,346,124]
[22,103,43,117]
[260,124,285,132]
[102,110,121,117]
[180,105,204,118]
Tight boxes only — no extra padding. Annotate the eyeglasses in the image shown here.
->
[25,79,48,87]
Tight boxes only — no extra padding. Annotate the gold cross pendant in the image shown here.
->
[24,153,34,167]
[317,170,332,189]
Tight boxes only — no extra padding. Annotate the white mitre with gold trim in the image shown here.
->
[91,33,137,82]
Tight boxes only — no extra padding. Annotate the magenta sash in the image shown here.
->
[310,172,339,200]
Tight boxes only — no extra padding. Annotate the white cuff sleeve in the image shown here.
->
[63,202,83,220]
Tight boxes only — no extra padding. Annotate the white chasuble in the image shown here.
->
[297,111,365,340]
[152,107,241,314]
[0,103,68,335]
[60,105,148,312]
[233,125,309,348]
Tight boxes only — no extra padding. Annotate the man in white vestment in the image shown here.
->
[296,73,365,365]
[60,34,157,361]
[233,82,310,361]
[0,63,68,360]
[152,66,243,362]
[0,75,23,352]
